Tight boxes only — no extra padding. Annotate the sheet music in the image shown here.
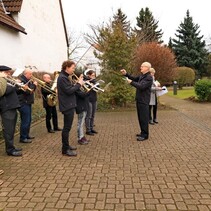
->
[156,86,168,97]
[12,68,24,77]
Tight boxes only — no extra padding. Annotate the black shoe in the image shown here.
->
[153,119,158,124]
[7,151,22,156]
[149,120,154,125]
[20,139,32,143]
[54,128,62,131]
[62,149,77,156]
[91,129,98,134]
[69,146,77,150]
[27,136,35,139]
[48,129,55,133]
[136,133,142,137]
[86,131,94,136]
[137,136,148,141]
[15,148,22,151]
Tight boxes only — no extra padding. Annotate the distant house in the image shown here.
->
[0,0,68,72]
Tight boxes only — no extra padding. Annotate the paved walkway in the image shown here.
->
[0,95,211,211]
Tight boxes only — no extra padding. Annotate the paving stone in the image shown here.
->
[0,95,211,210]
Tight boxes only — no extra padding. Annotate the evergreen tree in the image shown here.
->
[112,8,131,36]
[168,37,173,49]
[85,9,137,107]
[171,10,208,78]
[89,8,136,71]
[135,7,163,43]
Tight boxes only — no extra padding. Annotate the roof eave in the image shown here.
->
[59,0,69,48]
[0,20,27,34]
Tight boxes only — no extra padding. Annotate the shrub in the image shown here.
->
[174,66,195,89]
[98,72,136,108]
[194,79,211,101]
[133,42,177,84]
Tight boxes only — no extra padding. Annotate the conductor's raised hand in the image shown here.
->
[120,69,127,75]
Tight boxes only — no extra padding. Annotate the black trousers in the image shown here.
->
[45,106,58,131]
[136,101,149,138]
[61,108,74,152]
[149,97,157,120]
[0,109,17,153]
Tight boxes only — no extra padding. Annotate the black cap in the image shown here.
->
[0,65,12,71]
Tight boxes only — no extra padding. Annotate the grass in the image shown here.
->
[167,86,196,99]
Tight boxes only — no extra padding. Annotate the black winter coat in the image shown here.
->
[57,71,81,113]
[87,79,97,102]
[16,74,36,106]
[75,89,89,114]
[0,85,20,113]
[126,72,153,105]
[41,82,56,108]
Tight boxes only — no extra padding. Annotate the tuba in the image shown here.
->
[46,71,59,106]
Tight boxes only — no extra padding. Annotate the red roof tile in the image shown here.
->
[0,4,26,34]
[2,0,23,12]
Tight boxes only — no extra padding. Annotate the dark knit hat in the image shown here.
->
[0,65,12,71]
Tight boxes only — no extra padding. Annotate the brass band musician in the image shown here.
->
[0,65,22,156]
[57,60,84,157]
[41,73,62,133]
[85,69,98,136]
[17,68,37,143]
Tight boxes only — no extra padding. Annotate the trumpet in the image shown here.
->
[5,75,33,92]
[31,75,57,96]
[69,73,91,92]
[83,69,104,93]
[91,82,105,92]
[83,80,105,92]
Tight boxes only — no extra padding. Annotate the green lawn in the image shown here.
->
[167,87,196,99]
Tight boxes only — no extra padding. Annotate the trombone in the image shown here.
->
[5,75,33,92]
[31,75,57,96]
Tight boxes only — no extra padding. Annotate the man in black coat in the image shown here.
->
[0,65,22,156]
[17,68,37,143]
[57,60,84,157]
[121,62,153,141]
[41,73,61,133]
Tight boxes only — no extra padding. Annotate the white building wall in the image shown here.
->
[0,0,67,72]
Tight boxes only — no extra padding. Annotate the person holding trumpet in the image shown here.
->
[0,65,22,156]
[57,60,84,157]
[85,69,98,136]
[17,68,37,143]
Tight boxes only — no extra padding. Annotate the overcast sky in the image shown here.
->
[61,0,211,45]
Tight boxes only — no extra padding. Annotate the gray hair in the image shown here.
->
[141,62,151,69]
